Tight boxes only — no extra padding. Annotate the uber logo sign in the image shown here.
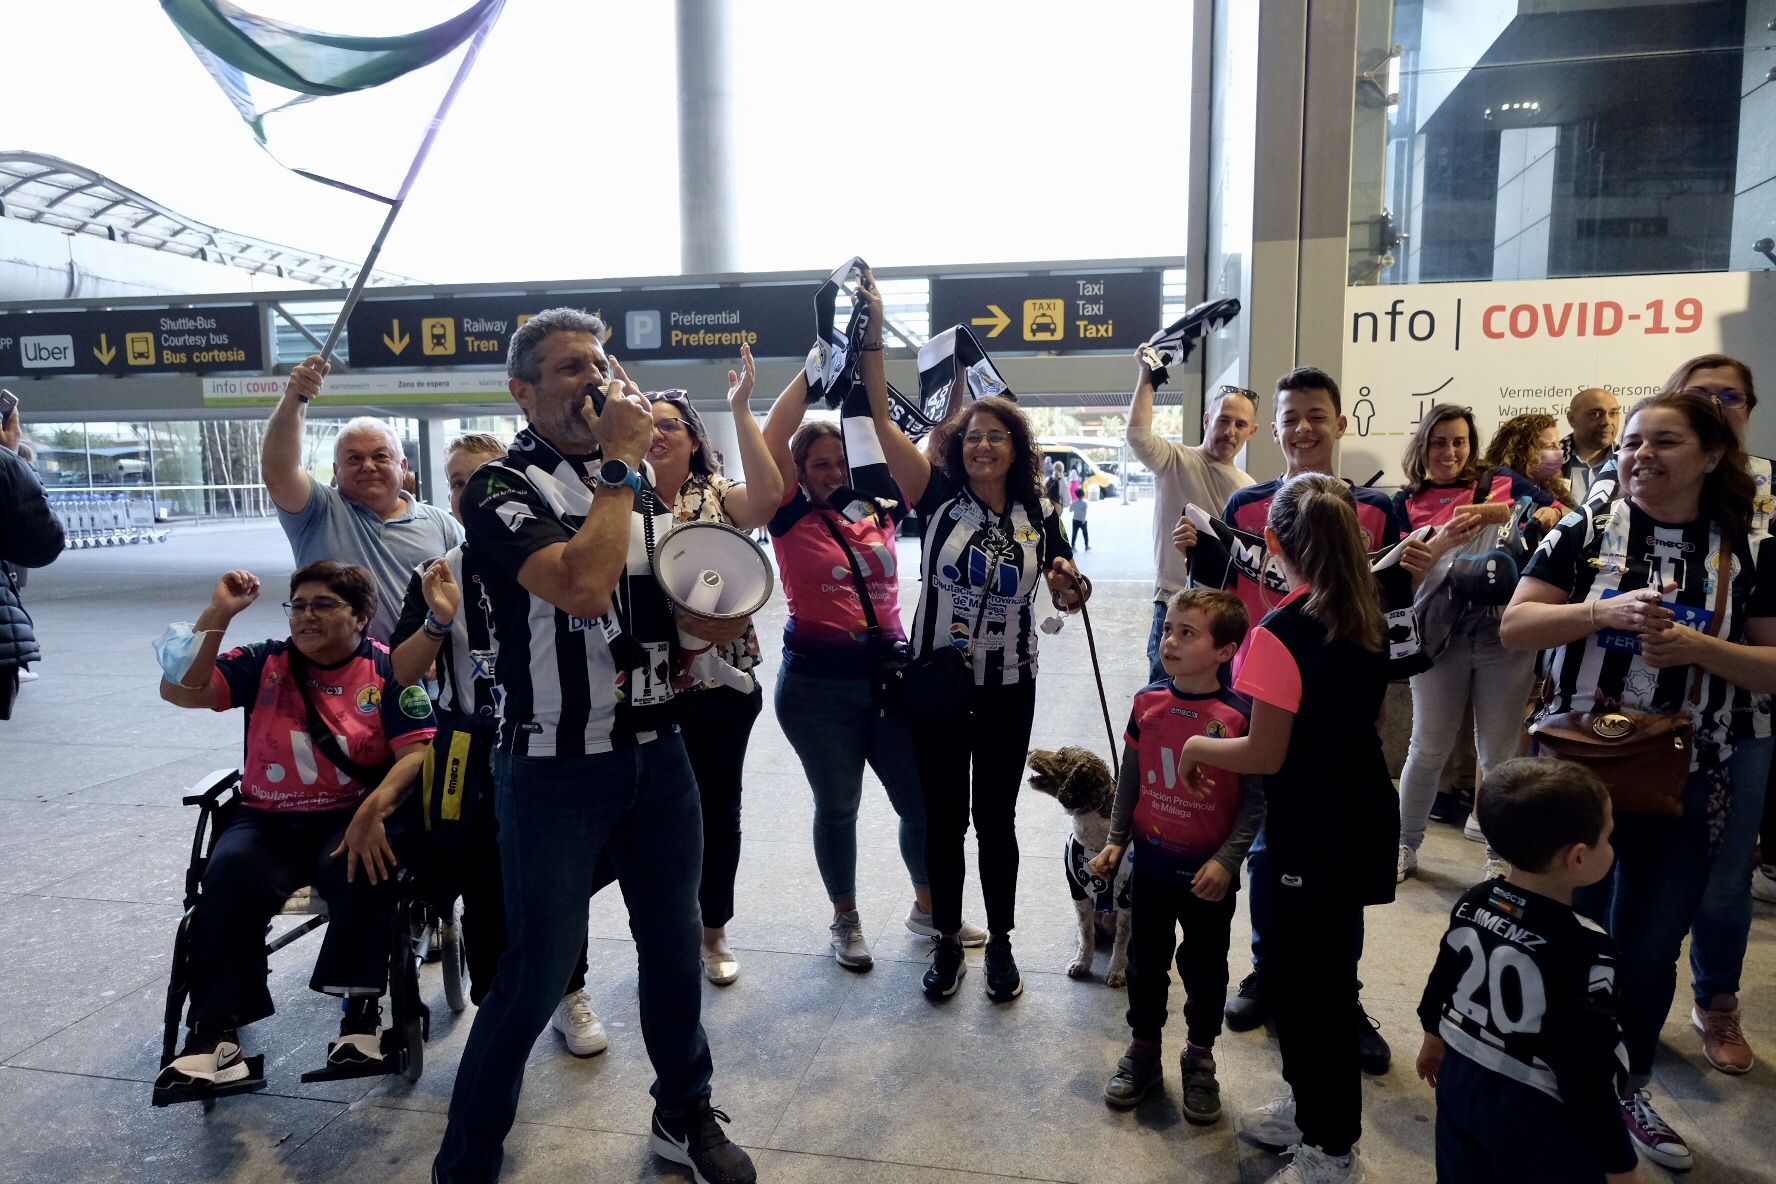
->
[20,334,74,368]
[625,310,661,350]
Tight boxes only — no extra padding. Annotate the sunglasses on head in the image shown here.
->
[1215,384,1259,406]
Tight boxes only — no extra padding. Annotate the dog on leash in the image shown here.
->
[1027,746,1134,987]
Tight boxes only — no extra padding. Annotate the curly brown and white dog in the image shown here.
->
[1027,746,1134,987]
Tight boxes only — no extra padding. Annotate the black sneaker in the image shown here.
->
[922,937,967,999]
[984,934,1023,1001]
[1357,1005,1391,1075]
[340,997,382,1037]
[1104,1052,1162,1108]
[1224,971,1267,1032]
[1179,1051,1222,1124]
[649,1104,756,1184]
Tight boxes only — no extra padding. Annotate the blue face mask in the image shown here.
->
[153,623,218,685]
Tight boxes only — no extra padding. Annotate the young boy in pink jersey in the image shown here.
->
[1090,588,1264,1123]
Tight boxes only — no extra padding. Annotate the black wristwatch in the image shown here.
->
[594,459,643,495]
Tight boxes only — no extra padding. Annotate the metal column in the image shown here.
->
[675,0,738,275]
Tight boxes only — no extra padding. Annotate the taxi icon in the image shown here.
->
[1029,310,1060,338]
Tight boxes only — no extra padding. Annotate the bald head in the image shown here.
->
[1567,387,1620,460]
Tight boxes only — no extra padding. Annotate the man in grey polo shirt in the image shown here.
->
[1124,347,1257,683]
[262,353,462,642]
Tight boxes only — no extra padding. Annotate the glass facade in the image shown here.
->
[1357,0,1767,285]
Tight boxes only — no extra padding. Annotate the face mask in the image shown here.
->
[153,623,218,685]
[1531,450,1562,480]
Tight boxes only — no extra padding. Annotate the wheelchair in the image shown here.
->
[153,769,470,1108]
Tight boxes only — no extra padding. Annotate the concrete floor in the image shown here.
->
[2,500,1773,1184]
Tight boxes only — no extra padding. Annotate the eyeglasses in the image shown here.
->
[963,430,1011,447]
[653,420,687,435]
[1216,384,1260,405]
[282,597,350,619]
[1681,385,1749,408]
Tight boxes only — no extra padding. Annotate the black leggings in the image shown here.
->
[678,682,764,929]
[913,677,1037,937]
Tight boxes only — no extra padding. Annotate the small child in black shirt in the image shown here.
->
[1416,757,1644,1184]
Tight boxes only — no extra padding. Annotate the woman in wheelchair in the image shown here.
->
[154,560,437,1100]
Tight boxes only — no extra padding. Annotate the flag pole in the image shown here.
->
[318,0,505,366]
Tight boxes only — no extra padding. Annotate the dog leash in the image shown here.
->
[1054,568,1119,778]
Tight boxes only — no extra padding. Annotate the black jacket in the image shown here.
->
[0,448,64,667]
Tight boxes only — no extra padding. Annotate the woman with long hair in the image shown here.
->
[1181,473,1395,1184]
[1660,353,1771,1077]
[861,270,1085,1004]
[642,350,784,985]
[1503,392,1776,1171]
[1480,412,1573,514]
[1393,406,1562,882]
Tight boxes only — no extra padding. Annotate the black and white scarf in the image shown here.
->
[1139,297,1243,387]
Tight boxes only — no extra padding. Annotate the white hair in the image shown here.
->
[333,417,403,462]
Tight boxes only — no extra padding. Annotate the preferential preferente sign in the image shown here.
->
[1338,270,1765,484]
[0,306,262,377]
[345,284,811,368]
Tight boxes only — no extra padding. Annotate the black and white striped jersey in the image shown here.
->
[461,427,679,756]
[1418,878,1635,1174]
[908,467,1070,686]
[1524,498,1776,759]
[391,542,500,719]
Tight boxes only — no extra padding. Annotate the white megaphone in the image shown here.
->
[652,520,776,693]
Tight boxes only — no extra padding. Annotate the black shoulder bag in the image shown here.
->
[817,514,913,713]
[284,650,394,792]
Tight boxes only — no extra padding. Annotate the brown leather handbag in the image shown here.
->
[1527,537,1729,817]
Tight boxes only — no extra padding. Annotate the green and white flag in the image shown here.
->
[161,0,503,204]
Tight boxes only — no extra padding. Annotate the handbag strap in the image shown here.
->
[1689,531,1732,706]
[285,648,392,789]
[818,513,885,638]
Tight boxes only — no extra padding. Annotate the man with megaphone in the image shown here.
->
[434,309,756,1184]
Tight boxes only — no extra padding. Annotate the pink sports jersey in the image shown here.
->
[1396,471,1558,531]
[769,492,905,666]
[211,638,437,813]
[1125,682,1253,870]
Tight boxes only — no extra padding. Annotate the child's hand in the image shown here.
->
[1415,1033,1445,1087]
[1088,842,1125,879]
[1190,860,1232,901]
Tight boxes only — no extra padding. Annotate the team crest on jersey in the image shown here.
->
[1205,719,1228,738]
[355,685,381,715]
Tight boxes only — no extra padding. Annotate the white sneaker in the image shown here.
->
[549,990,608,1057]
[16,668,38,683]
[1752,865,1776,905]
[830,909,874,970]
[1481,858,1511,882]
[1264,1144,1366,1183]
[1396,844,1417,883]
[1238,1092,1304,1149]
[1463,814,1486,843]
[905,907,988,947]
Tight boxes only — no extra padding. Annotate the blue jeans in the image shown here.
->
[436,736,713,1183]
[1575,736,1774,1082]
[1146,599,1168,686]
[776,666,928,902]
[1690,739,1774,1003]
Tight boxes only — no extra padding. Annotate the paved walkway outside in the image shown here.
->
[2,499,1772,1183]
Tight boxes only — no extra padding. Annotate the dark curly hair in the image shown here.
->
[928,395,1044,509]
[289,560,377,631]
[1482,413,1572,505]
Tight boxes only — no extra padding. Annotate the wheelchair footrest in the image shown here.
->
[299,1029,406,1083]
[151,1055,267,1107]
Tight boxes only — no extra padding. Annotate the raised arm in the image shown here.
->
[856,271,933,507]
[761,369,810,497]
[390,560,457,688]
[708,344,785,529]
[510,364,657,619]
[1125,346,1157,433]
[261,354,326,514]
[159,570,260,709]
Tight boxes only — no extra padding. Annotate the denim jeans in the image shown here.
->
[436,735,713,1183]
[1575,736,1774,1082]
[1398,623,1537,854]
[1146,599,1168,686]
[775,666,928,903]
[1690,736,1775,1003]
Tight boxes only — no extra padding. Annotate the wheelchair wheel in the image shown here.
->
[440,919,468,1014]
[403,1015,425,1083]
